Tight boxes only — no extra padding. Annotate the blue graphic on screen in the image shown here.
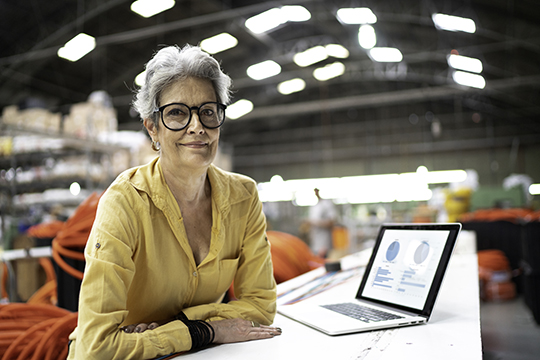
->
[362,229,449,310]
[373,267,393,288]
[414,241,430,264]
[386,241,400,261]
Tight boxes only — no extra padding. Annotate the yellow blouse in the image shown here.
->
[68,157,276,359]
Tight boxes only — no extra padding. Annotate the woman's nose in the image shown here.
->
[187,111,205,134]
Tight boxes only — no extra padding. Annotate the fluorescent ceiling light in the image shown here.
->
[529,184,540,195]
[358,24,376,49]
[369,47,403,62]
[245,6,310,34]
[325,44,349,58]
[447,54,483,74]
[336,8,377,24]
[313,62,345,81]
[200,33,238,54]
[131,0,175,18]
[293,46,328,67]
[432,13,476,33]
[247,60,281,80]
[452,71,486,89]
[245,8,283,34]
[277,78,306,95]
[257,169,467,205]
[57,33,96,62]
[226,99,253,120]
[281,5,311,22]
[69,182,81,196]
[135,71,146,86]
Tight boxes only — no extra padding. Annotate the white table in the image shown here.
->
[173,251,482,360]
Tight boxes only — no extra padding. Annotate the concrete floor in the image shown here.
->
[481,296,540,360]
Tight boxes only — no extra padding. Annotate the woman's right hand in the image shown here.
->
[210,318,282,344]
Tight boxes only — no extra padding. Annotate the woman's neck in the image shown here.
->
[162,164,210,206]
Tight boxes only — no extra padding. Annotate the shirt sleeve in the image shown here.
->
[183,187,277,325]
[72,184,193,360]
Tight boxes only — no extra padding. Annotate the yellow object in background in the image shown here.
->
[0,136,12,156]
[445,188,472,222]
[332,226,349,250]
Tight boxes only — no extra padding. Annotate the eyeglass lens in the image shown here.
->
[162,103,224,130]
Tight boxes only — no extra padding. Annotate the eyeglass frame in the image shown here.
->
[153,101,227,131]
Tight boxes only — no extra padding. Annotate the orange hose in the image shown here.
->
[1,263,8,300]
[51,192,102,282]
[38,258,56,284]
[31,312,78,360]
[2,318,56,360]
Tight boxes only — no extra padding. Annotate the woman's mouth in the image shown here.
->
[180,141,207,148]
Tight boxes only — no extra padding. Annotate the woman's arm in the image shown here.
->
[182,184,277,324]
[72,185,194,359]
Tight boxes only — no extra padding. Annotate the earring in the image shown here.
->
[151,140,161,151]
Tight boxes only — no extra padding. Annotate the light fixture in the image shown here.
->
[313,62,345,81]
[257,169,467,205]
[135,71,146,86]
[281,5,311,22]
[447,54,483,74]
[200,33,238,54]
[358,24,376,49]
[226,99,253,120]
[247,60,281,80]
[336,7,377,24]
[368,47,403,62]
[529,184,540,195]
[432,13,476,33]
[245,5,310,34]
[131,0,175,18]
[452,71,486,89]
[293,46,328,67]
[325,44,349,58]
[277,78,306,95]
[57,33,96,62]
[70,182,81,196]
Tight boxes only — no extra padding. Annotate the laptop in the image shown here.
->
[278,223,462,335]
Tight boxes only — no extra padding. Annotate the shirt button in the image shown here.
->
[193,272,197,277]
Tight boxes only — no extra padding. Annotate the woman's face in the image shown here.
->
[145,77,220,172]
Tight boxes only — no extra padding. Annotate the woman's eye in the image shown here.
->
[201,109,215,117]
[168,108,185,117]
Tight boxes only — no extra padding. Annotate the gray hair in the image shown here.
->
[132,44,232,124]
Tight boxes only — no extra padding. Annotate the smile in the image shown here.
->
[180,141,208,148]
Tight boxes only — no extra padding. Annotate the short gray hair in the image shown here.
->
[132,44,232,124]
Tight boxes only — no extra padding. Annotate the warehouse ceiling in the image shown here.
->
[1,0,540,181]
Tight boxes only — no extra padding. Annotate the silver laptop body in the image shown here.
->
[278,223,462,335]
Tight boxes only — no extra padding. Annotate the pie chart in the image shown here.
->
[386,241,400,261]
[414,241,430,264]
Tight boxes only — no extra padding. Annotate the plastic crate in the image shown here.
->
[462,221,524,292]
[521,222,540,271]
[521,260,540,325]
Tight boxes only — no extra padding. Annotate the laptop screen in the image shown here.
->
[357,224,460,315]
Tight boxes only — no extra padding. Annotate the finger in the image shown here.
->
[134,323,149,333]
[249,326,282,337]
[122,325,136,333]
[148,322,160,330]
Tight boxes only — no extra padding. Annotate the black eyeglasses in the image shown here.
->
[154,102,227,131]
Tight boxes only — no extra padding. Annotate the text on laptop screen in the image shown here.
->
[361,229,450,310]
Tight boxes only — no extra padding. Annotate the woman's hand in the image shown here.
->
[210,318,282,344]
[121,317,282,344]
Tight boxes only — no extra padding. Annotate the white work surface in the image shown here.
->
[172,251,482,360]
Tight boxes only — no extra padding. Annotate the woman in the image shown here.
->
[68,44,280,359]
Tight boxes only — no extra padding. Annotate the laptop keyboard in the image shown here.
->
[321,302,404,323]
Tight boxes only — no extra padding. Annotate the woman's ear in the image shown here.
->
[143,118,157,140]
